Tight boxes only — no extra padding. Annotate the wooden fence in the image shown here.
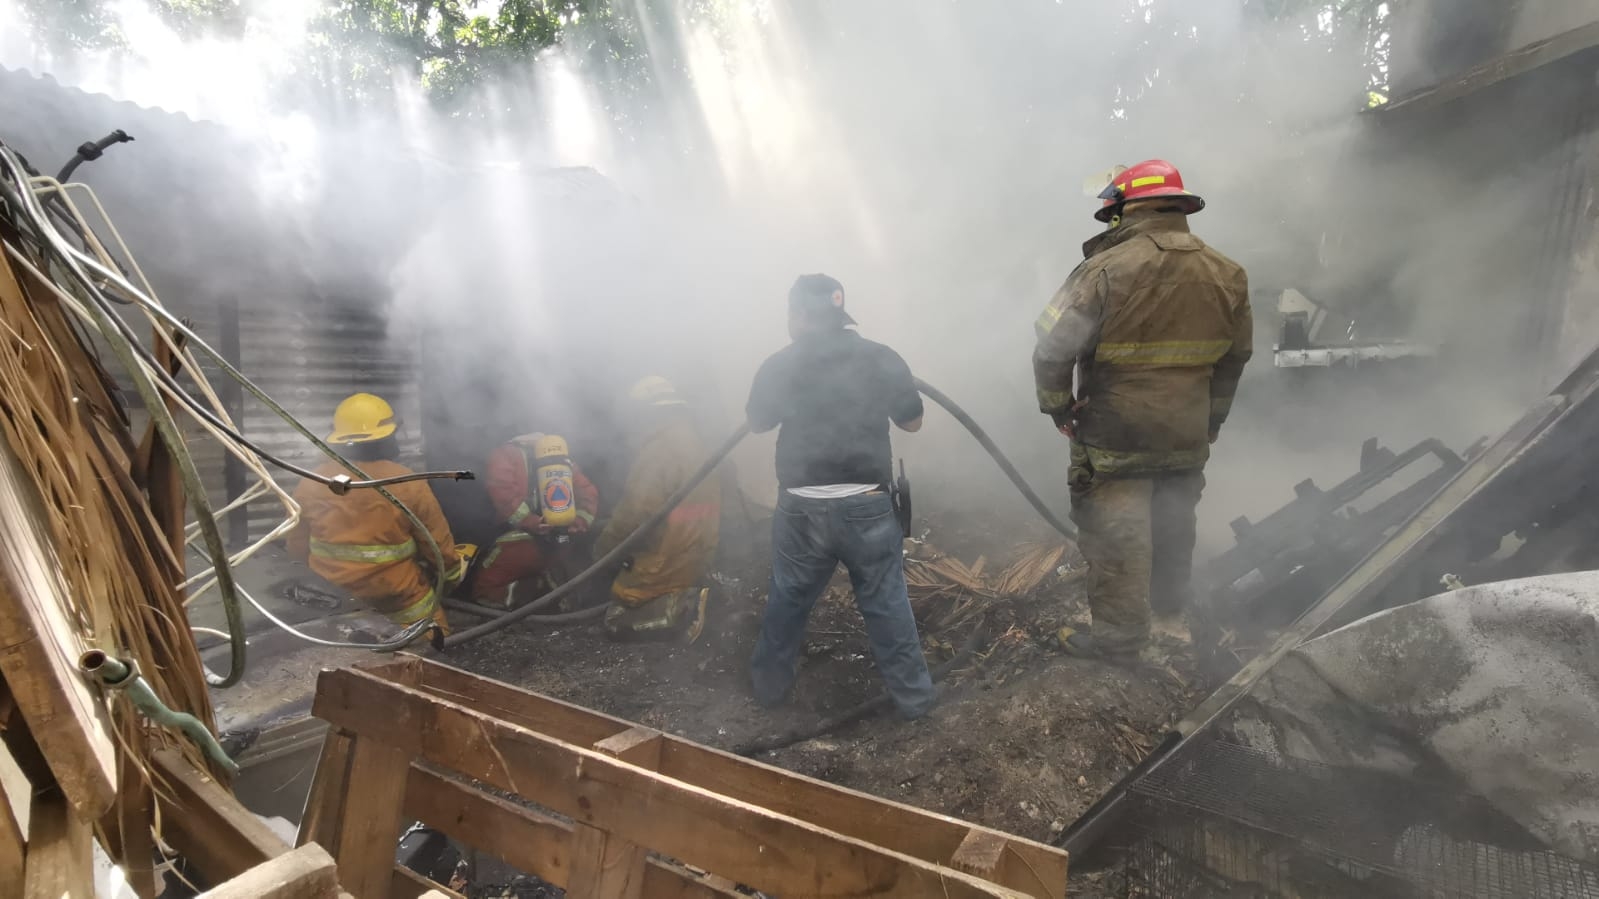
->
[302,655,1068,899]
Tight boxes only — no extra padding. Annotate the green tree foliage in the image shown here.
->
[304,0,609,111]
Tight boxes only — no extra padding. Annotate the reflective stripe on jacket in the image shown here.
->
[1033,211,1252,476]
[286,458,459,609]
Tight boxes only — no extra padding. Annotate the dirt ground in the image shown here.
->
[440,510,1202,897]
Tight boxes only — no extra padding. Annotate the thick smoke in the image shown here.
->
[0,0,1574,558]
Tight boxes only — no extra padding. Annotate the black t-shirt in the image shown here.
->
[746,329,924,489]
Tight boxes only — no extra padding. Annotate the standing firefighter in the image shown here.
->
[747,274,936,719]
[595,376,721,641]
[1034,160,1252,660]
[472,432,599,608]
[287,392,465,634]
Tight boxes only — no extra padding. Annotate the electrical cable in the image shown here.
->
[0,146,248,685]
[2,145,456,670]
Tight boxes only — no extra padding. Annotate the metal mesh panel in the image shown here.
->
[1118,740,1599,898]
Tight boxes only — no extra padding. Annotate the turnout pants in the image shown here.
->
[471,531,565,605]
[1069,447,1205,653]
[751,491,936,719]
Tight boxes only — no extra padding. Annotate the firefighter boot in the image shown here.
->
[603,588,711,643]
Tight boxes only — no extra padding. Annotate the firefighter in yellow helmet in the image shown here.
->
[1034,160,1252,660]
[595,376,722,641]
[285,393,466,634]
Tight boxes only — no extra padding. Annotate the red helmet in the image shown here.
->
[1095,159,1206,222]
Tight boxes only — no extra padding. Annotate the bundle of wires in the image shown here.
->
[0,138,471,683]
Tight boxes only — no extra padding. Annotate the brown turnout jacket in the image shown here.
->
[1033,211,1252,476]
[595,413,721,605]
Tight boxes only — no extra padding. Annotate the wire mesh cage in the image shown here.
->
[1115,738,1599,899]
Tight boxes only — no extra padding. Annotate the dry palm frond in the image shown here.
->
[0,249,214,796]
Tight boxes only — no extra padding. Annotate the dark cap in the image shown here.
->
[788,273,856,327]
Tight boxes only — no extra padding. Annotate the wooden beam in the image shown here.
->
[1380,19,1599,115]
[569,727,661,899]
[0,780,21,889]
[152,748,291,885]
[197,843,341,899]
[0,436,117,818]
[403,765,742,898]
[101,752,157,898]
[315,667,1030,899]
[333,736,412,899]
[406,660,1067,898]
[22,789,92,899]
[404,765,571,882]
[420,661,627,747]
[951,828,1008,879]
[299,729,355,854]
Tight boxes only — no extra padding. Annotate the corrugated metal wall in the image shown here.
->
[234,301,422,540]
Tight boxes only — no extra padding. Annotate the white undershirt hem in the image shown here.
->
[786,483,880,499]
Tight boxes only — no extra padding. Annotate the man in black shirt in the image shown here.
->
[745,274,937,719]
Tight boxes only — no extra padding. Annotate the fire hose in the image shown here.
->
[439,378,1075,648]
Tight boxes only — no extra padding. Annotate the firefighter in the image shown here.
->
[1034,160,1252,660]
[287,392,464,633]
[595,375,721,641]
[471,432,599,608]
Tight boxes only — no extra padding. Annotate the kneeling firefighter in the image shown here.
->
[287,393,468,633]
[596,376,721,641]
[471,432,600,607]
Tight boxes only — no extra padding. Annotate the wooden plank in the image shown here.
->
[101,752,157,898]
[419,662,629,747]
[404,765,571,882]
[0,779,21,888]
[198,843,341,899]
[594,725,663,769]
[152,748,291,884]
[334,735,413,899]
[299,729,355,854]
[22,789,92,899]
[315,667,1028,899]
[402,766,740,898]
[568,726,661,899]
[951,828,1008,879]
[403,660,1067,898]
[1380,19,1599,115]
[0,435,117,818]
[568,822,647,899]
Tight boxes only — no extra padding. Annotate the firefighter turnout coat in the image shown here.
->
[1033,211,1252,476]
[595,414,721,606]
[287,458,462,624]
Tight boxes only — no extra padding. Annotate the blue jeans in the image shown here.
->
[750,491,936,719]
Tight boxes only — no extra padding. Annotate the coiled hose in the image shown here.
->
[441,378,1075,648]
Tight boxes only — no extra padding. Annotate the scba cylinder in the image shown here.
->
[533,434,578,528]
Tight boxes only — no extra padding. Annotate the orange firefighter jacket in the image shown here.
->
[1033,211,1252,476]
[286,458,461,620]
[483,438,600,532]
[594,414,721,605]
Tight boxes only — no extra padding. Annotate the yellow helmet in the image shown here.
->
[327,393,397,444]
[627,375,686,407]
